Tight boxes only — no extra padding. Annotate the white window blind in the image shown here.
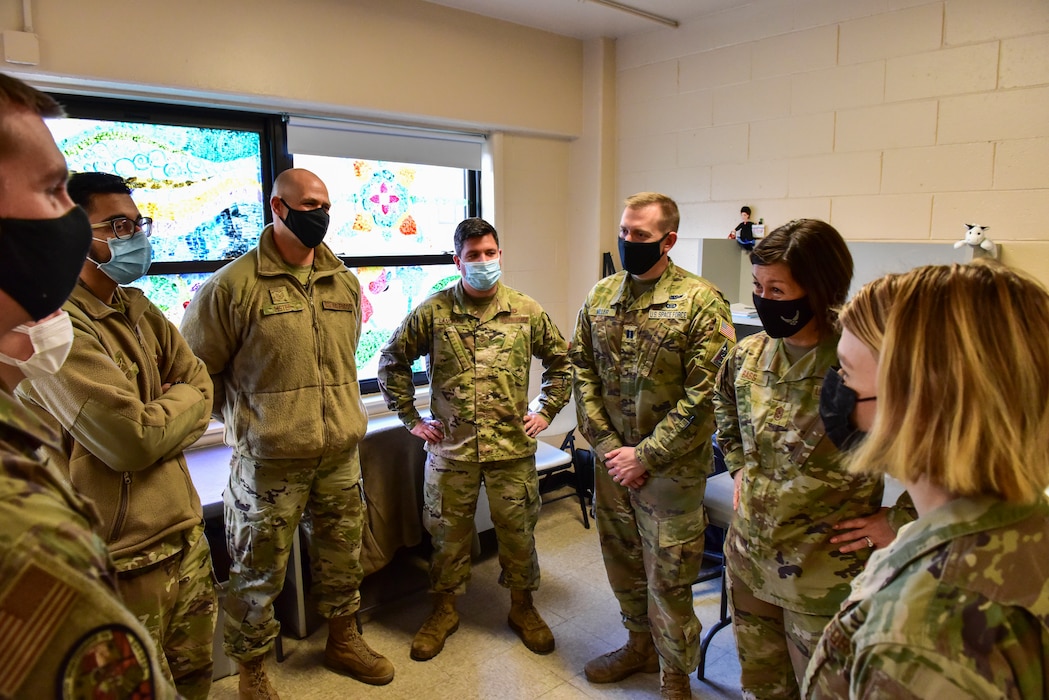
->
[286,117,485,170]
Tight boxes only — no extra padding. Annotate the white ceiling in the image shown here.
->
[421,0,742,40]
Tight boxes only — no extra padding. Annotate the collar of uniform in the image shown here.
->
[609,258,678,308]
[451,280,511,320]
[755,333,838,383]
[255,224,346,280]
[70,280,149,325]
[845,496,1045,605]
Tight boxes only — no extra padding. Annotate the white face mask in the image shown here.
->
[0,310,75,380]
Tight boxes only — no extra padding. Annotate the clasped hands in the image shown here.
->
[605,446,648,489]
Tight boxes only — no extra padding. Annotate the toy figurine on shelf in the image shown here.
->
[728,205,756,251]
[954,223,998,258]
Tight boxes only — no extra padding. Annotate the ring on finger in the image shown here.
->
[864,535,874,549]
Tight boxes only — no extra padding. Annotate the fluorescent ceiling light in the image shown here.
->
[585,0,679,28]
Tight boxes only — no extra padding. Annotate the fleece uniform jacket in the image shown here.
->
[179,225,367,463]
[18,282,211,566]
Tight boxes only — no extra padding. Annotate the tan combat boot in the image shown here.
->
[237,655,279,700]
[583,629,660,683]
[508,589,555,654]
[324,614,395,685]
[660,667,693,699]
[411,592,459,660]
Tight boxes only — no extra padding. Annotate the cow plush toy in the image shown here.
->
[954,224,998,258]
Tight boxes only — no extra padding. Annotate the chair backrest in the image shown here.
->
[528,394,577,438]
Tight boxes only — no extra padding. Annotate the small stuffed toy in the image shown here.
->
[954,224,997,258]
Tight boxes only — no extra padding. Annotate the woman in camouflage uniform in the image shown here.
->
[713,220,911,699]
[804,260,1049,698]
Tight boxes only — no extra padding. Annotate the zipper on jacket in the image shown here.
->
[309,282,329,448]
[109,472,131,543]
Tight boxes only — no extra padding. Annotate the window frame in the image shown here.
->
[49,94,482,391]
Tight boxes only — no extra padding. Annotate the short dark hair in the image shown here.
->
[67,172,132,211]
[0,72,63,159]
[750,219,853,339]
[453,217,499,256]
[741,206,751,216]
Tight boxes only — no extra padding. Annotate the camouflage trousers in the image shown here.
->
[223,450,365,662]
[424,454,541,595]
[726,568,832,700]
[116,523,217,700]
[594,464,707,673]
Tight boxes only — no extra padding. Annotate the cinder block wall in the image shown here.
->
[616,0,1049,283]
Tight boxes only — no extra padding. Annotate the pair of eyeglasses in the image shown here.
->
[90,216,153,240]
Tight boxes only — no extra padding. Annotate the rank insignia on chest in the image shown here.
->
[270,287,290,304]
[767,401,791,427]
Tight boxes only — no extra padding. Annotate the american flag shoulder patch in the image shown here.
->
[718,319,736,343]
[0,561,79,697]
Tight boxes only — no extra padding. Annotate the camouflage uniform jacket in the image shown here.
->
[181,225,367,464]
[17,283,210,567]
[570,261,733,481]
[377,281,570,462]
[0,389,176,699]
[715,332,891,616]
[804,495,1049,699]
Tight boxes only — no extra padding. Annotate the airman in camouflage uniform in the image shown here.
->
[715,333,888,698]
[17,172,217,700]
[713,219,913,700]
[0,72,176,699]
[0,392,178,700]
[378,217,570,661]
[181,168,393,697]
[571,193,733,699]
[804,496,1049,699]
[804,261,1049,698]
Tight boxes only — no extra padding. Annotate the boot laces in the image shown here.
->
[662,668,690,693]
[243,660,276,699]
[343,624,381,663]
[515,604,546,630]
[419,606,457,638]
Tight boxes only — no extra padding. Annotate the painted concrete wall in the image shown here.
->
[616,0,1049,283]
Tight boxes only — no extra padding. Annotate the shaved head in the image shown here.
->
[273,168,327,201]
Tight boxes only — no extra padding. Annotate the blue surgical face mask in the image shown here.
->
[462,259,501,291]
[91,231,153,284]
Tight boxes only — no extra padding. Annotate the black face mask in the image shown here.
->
[0,206,92,320]
[618,233,668,276]
[752,293,815,339]
[819,367,876,451]
[279,199,329,249]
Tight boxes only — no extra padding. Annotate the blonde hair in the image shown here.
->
[836,273,903,355]
[849,260,1049,503]
[624,192,679,233]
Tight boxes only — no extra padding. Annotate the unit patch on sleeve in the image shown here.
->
[712,342,730,368]
[59,625,155,700]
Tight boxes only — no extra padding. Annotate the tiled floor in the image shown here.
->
[209,497,743,699]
